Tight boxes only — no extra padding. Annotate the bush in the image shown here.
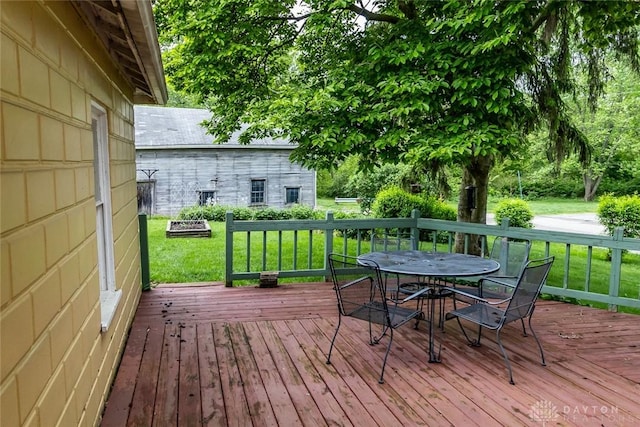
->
[494,199,533,228]
[178,205,228,221]
[597,194,640,238]
[289,204,317,219]
[422,195,457,221]
[371,186,424,218]
[178,204,321,222]
[253,207,291,220]
[332,210,371,240]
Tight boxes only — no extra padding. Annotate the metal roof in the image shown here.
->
[134,106,293,149]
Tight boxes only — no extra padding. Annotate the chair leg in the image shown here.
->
[378,328,394,384]
[520,318,528,336]
[326,314,342,365]
[496,329,515,385]
[453,317,482,347]
[528,316,546,366]
[413,296,425,329]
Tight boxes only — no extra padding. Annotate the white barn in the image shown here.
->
[135,106,317,216]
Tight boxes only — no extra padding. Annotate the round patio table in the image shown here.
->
[357,250,500,362]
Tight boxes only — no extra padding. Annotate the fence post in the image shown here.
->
[138,214,151,291]
[324,211,334,281]
[411,209,421,248]
[225,212,234,287]
[608,227,624,312]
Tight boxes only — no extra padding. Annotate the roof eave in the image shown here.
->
[120,0,167,104]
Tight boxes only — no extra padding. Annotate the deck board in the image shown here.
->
[101,282,640,427]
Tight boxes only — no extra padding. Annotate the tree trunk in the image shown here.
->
[583,173,602,202]
[455,155,493,255]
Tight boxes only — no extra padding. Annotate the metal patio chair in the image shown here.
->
[326,253,427,384]
[457,236,531,291]
[371,234,417,298]
[445,256,555,384]
[370,235,450,332]
[453,237,531,332]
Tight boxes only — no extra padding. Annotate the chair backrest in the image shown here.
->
[371,235,415,251]
[503,256,554,325]
[489,237,531,277]
[328,253,386,317]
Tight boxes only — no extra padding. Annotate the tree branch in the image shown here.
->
[347,4,400,24]
[529,0,563,35]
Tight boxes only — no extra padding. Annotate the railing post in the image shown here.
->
[608,227,624,312]
[225,212,234,287]
[138,214,151,291]
[324,211,334,281]
[411,209,421,249]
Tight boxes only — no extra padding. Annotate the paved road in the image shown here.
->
[487,213,606,235]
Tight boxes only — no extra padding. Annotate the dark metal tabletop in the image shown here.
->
[357,250,500,278]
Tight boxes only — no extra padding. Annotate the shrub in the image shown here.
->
[332,210,371,240]
[494,198,533,228]
[231,207,254,220]
[423,196,457,221]
[289,204,317,219]
[597,194,640,238]
[253,207,291,220]
[178,205,225,221]
[371,186,423,218]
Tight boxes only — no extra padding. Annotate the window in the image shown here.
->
[250,179,266,205]
[92,103,121,332]
[198,190,217,206]
[285,187,300,204]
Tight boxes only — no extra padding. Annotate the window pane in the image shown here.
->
[199,190,216,206]
[251,179,265,204]
[286,187,300,204]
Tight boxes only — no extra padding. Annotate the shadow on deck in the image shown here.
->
[101,282,640,426]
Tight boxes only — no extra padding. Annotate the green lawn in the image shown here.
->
[147,198,602,284]
[318,197,599,215]
[145,213,639,313]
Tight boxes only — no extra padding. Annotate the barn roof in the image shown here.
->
[134,106,293,149]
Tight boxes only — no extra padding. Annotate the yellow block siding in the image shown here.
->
[3,103,41,161]
[19,47,51,108]
[40,115,65,161]
[8,226,47,296]
[0,171,27,233]
[1,2,144,426]
[1,33,20,96]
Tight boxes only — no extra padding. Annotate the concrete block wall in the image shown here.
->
[1,2,143,426]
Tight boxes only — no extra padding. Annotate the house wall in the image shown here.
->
[1,2,142,426]
[136,148,316,216]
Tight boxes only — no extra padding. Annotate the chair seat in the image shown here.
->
[451,284,513,300]
[348,302,423,328]
[446,303,504,329]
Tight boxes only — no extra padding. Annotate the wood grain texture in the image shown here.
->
[101,282,640,426]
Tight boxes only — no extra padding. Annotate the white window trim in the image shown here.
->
[92,102,121,333]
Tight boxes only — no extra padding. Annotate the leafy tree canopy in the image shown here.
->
[155,0,639,238]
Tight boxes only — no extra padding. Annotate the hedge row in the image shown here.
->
[178,204,320,222]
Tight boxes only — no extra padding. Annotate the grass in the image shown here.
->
[318,196,599,215]
[145,199,638,312]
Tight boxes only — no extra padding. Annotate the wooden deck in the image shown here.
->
[101,282,640,426]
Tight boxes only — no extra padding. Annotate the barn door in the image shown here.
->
[137,180,155,214]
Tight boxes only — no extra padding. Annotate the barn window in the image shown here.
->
[250,179,266,204]
[198,190,217,206]
[285,187,300,204]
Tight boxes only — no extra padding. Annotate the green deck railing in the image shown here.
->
[224,210,640,311]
